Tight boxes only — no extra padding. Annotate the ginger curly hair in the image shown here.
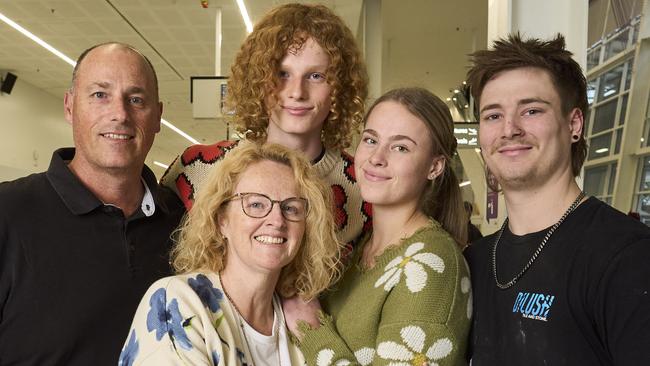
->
[226,3,368,149]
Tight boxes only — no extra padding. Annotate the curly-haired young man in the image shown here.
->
[161,3,370,245]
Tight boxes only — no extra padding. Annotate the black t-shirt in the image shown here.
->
[464,197,650,365]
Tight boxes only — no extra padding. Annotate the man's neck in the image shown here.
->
[266,130,324,161]
[503,178,583,236]
[68,159,145,217]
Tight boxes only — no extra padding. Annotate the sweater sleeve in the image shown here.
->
[298,313,364,365]
[159,154,183,197]
[299,230,472,365]
[118,275,226,366]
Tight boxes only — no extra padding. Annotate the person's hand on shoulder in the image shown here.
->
[281,295,322,340]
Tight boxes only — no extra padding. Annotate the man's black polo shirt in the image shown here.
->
[0,148,184,365]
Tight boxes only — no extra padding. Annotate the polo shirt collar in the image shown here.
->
[46,148,170,216]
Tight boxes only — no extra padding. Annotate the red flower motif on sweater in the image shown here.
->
[331,184,348,230]
[341,151,357,182]
[181,140,239,166]
[362,201,373,235]
[176,173,195,210]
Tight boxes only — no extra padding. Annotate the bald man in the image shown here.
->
[0,43,184,365]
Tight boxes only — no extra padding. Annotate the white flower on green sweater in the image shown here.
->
[461,276,472,319]
[315,347,375,366]
[316,349,350,366]
[377,325,453,366]
[354,347,375,365]
[374,242,445,293]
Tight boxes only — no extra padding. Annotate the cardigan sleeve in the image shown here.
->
[118,275,227,366]
[298,230,471,366]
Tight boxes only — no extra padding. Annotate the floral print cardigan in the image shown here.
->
[118,272,305,365]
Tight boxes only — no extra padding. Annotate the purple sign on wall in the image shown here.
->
[486,191,498,220]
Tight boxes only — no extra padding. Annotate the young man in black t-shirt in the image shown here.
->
[464,33,650,365]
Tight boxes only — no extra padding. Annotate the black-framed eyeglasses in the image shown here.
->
[226,192,309,222]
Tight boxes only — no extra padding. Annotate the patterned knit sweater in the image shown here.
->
[299,220,472,366]
[118,272,305,365]
[160,140,371,245]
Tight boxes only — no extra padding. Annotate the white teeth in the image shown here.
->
[255,235,285,244]
[103,133,131,140]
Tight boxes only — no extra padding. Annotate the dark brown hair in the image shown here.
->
[365,87,467,247]
[226,3,368,149]
[467,33,588,179]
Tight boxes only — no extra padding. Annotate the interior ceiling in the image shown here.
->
[0,0,487,176]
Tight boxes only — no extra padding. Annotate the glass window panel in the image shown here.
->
[593,99,617,134]
[624,59,634,91]
[614,129,622,155]
[639,157,650,191]
[608,162,617,195]
[604,30,629,61]
[587,79,597,105]
[584,109,591,136]
[588,133,612,160]
[632,23,640,44]
[637,194,650,219]
[584,165,608,196]
[587,47,600,71]
[619,94,628,125]
[598,64,624,101]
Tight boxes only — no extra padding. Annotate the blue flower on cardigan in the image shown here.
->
[211,350,220,365]
[188,274,223,313]
[118,329,139,366]
[236,348,250,366]
[146,287,193,351]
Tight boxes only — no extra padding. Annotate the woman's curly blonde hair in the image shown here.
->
[226,3,368,150]
[171,142,342,300]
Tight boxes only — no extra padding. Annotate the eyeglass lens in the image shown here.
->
[240,193,307,221]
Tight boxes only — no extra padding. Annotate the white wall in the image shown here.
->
[0,78,72,182]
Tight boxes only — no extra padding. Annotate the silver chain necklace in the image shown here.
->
[492,191,585,289]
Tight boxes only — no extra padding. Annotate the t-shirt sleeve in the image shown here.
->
[596,238,650,365]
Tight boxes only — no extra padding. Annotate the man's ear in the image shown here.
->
[427,156,446,180]
[568,107,584,139]
[63,90,74,125]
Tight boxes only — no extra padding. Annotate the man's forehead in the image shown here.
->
[480,67,557,102]
[80,46,146,71]
[74,46,155,87]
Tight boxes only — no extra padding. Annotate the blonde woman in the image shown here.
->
[119,143,340,365]
[284,88,472,365]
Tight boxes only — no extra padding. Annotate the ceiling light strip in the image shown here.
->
[162,119,199,144]
[0,11,199,145]
[0,12,75,66]
[236,0,254,33]
[153,161,169,169]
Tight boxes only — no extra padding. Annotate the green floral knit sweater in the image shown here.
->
[299,220,472,365]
